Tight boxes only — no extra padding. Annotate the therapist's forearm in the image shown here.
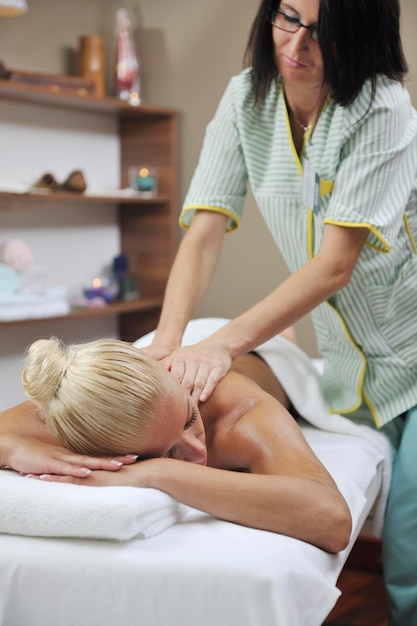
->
[154,243,213,348]
[153,212,227,350]
[212,256,338,358]
[208,224,369,359]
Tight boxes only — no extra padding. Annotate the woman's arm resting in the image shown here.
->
[150,461,351,553]
[0,401,138,476]
[0,433,138,477]
[40,457,350,553]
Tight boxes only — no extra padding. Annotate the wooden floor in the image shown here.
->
[323,535,389,626]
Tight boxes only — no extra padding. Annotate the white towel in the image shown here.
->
[0,262,19,295]
[0,285,66,305]
[135,317,392,536]
[0,469,190,541]
[19,265,49,295]
[0,301,70,321]
[0,286,69,321]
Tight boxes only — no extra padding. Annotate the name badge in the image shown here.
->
[302,157,320,215]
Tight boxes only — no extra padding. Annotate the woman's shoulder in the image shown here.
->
[202,370,260,423]
[221,68,256,111]
[344,75,413,124]
[227,67,254,94]
[222,68,281,115]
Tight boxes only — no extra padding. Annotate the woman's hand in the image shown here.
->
[168,340,232,403]
[1,433,138,478]
[30,457,163,487]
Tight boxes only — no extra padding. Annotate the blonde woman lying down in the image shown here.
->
[0,331,351,553]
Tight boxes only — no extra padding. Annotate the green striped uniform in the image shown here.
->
[180,68,417,427]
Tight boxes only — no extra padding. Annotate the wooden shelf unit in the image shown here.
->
[0,81,179,342]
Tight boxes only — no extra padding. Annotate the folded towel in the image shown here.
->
[0,263,19,295]
[0,238,33,272]
[19,265,49,295]
[0,469,190,541]
[135,317,392,536]
[0,285,66,306]
[0,286,69,320]
[0,300,70,321]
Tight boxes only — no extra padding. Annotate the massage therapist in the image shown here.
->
[143,1,417,624]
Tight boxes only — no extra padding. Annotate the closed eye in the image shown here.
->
[185,407,198,429]
[166,406,198,458]
[282,12,300,24]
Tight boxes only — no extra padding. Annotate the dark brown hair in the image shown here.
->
[244,0,408,106]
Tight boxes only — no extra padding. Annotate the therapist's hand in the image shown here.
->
[167,340,232,403]
[1,433,138,478]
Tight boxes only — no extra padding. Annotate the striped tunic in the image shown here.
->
[180,68,417,428]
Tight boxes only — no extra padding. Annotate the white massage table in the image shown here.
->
[0,319,390,626]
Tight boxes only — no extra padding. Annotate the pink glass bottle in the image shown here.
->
[114,8,141,105]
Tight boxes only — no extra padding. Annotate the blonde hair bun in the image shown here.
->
[22,337,72,409]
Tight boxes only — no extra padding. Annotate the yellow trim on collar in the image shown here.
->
[282,85,335,196]
[282,90,303,175]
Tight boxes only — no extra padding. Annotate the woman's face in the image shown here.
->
[139,371,208,465]
[272,0,323,89]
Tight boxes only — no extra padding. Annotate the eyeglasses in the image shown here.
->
[269,9,319,43]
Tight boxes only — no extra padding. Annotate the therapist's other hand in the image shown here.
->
[2,434,138,478]
[168,341,232,403]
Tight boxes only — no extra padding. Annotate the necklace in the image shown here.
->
[292,113,312,134]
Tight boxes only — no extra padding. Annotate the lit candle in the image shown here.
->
[129,166,158,196]
[84,277,105,300]
[137,167,155,191]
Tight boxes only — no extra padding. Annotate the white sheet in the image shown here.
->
[0,318,389,626]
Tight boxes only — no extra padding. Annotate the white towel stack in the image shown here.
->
[0,285,70,321]
[0,469,191,541]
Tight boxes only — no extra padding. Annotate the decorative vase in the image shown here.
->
[79,34,106,97]
[114,8,141,105]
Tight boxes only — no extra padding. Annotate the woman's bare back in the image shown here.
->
[230,352,290,410]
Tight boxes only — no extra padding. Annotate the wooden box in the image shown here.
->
[6,69,97,97]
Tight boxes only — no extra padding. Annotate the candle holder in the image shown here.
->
[128,165,158,197]
[83,274,118,303]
